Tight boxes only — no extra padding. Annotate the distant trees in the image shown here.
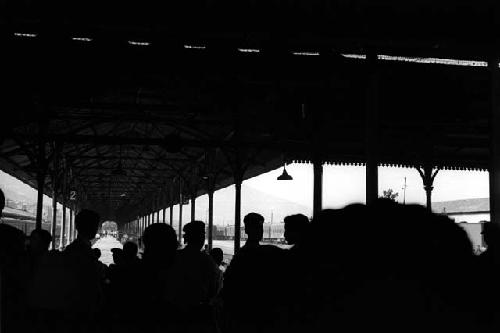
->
[381,189,399,202]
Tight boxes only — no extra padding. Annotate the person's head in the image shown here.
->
[244,213,264,242]
[143,224,178,261]
[123,241,138,260]
[0,189,4,216]
[183,221,206,250]
[210,248,224,266]
[92,248,101,260]
[75,209,100,240]
[482,222,500,248]
[111,248,123,265]
[29,229,52,255]
[284,214,310,245]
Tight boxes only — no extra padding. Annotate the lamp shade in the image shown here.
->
[277,166,293,180]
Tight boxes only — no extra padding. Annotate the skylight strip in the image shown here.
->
[341,53,367,59]
[292,51,320,56]
[72,37,93,42]
[128,40,151,46]
[184,45,206,50]
[14,32,37,38]
[377,54,487,67]
[238,48,260,53]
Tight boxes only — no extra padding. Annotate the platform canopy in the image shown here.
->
[0,1,497,222]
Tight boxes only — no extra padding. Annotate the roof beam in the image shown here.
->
[68,155,190,162]
[15,134,312,151]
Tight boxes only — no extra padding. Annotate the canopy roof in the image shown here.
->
[0,1,496,222]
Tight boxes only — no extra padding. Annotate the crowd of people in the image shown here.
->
[2,187,500,332]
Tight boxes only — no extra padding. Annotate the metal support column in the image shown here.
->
[208,189,214,251]
[169,204,174,226]
[179,178,183,244]
[36,171,45,231]
[51,145,59,250]
[191,196,196,221]
[416,164,439,212]
[36,137,46,230]
[68,207,73,244]
[365,52,379,205]
[490,58,500,225]
[72,207,77,240]
[61,202,66,248]
[51,192,57,249]
[156,197,160,223]
[70,207,73,241]
[60,170,67,249]
[313,158,323,217]
[234,177,242,254]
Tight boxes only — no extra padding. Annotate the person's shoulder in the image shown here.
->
[201,251,217,264]
[35,251,62,268]
[256,244,283,256]
[64,240,84,254]
[260,244,281,250]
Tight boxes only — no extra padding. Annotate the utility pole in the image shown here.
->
[402,177,408,205]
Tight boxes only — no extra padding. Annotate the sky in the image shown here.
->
[243,164,489,208]
[0,164,490,225]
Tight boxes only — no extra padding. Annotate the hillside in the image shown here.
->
[187,184,312,226]
[432,198,489,214]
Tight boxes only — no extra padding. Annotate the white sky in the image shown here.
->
[0,164,490,225]
[243,164,489,207]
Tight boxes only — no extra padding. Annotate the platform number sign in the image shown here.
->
[70,191,77,201]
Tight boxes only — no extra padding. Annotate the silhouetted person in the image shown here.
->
[66,210,100,255]
[223,213,288,332]
[111,248,123,265]
[303,201,479,332]
[282,214,310,327]
[210,247,225,293]
[135,223,178,332]
[27,210,102,333]
[477,222,500,326]
[161,221,219,330]
[210,247,225,269]
[62,209,103,330]
[480,222,500,262]
[91,248,107,283]
[28,229,52,261]
[106,247,124,287]
[0,187,4,216]
[91,247,101,261]
[0,189,29,332]
[284,214,309,248]
[142,223,178,267]
[242,212,264,250]
[122,241,139,264]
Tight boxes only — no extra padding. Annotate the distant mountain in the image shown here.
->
[0,170,312,226]
[432,198,489,214]
[1,184,36,204]
[188,184,312,226]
